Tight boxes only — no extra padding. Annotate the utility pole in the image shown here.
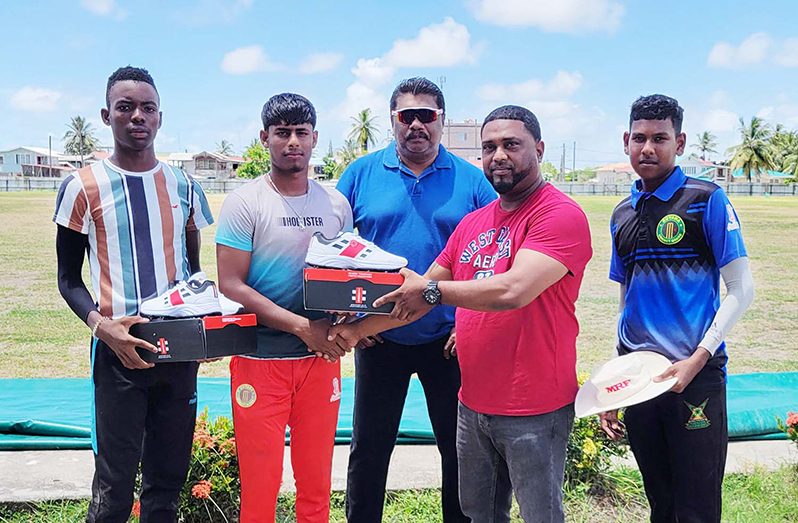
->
[572,141,576,172]
[48,134,52,178]
[559,143,566,181]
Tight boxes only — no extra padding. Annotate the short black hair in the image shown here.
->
[629,94,684,134]
[261,93,317,129]
[389,77,445,113]
[106,66,157,106]
[482,105,541,142]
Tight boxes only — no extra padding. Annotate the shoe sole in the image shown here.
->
[305,253,406,271]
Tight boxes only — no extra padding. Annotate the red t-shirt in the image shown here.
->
[436,183,592,416]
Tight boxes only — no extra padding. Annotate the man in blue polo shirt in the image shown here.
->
[336,77,496,522]
[600,94,754,523]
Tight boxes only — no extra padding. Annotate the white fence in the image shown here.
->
[2,176,797,196]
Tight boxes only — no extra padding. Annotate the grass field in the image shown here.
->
[0,191,796,378]
[2,466,797,522]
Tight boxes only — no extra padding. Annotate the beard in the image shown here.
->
[488,164,530,194]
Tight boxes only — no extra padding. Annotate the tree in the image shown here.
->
[334,139,361,178]
[236,139,270,179]
[691,131,718,161]
[321,154,338,179]
[540,161,558,181]
[775,130,798,180]
[216,140,233,156]
[348,108,380,154]
[727,117,775,181]
[63,115,100,164]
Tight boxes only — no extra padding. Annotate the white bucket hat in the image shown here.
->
[575,351,677,418]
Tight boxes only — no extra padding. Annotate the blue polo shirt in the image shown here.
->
[337,142,497,345]
[609,167,747,364]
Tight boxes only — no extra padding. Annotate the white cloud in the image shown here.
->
[352,58,395,86]
[707,32,772,69]
[333,18,480,140]
[774,37,798,67]
[384,17,480,67]
[220,45,281,75]
[475,71,607,156]
[299,52,344,74]
[10,87,63,112]
[470,0,624,34]
[757,102,798,128]
[182,0,253,26]
[478,71,583,102]
[80,0,126,19]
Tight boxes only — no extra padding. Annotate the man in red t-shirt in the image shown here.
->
[330,105,592,523]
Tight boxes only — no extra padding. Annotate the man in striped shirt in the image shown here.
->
[54,66,213,522]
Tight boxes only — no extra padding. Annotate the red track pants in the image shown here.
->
[231,355,341,523]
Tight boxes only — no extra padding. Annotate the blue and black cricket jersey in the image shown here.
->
[609,167,747,365]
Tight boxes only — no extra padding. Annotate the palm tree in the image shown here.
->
[335,139,361,178]
[63,116,100,165]
[727,117,775,181]
[216,140,234,156]
[776,130,798,180]
[348,108,380,154]
[691,131,718,161]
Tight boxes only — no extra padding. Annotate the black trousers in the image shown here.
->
[346,335,469,523]
[87,339,198,523]
[625,357,728,523]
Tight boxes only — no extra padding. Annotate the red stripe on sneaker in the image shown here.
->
[169,290,184,306]
[338,240,367,258]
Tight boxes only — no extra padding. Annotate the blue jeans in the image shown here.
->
[456,402,574,523]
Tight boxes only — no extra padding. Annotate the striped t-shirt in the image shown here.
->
[54,159,213,318]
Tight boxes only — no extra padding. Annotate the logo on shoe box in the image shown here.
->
[351,286,367,304]
[156,337,171,359]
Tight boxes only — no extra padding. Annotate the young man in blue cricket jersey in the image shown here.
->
[600,94,754,523]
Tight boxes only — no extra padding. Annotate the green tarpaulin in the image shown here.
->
[0,373,795,450]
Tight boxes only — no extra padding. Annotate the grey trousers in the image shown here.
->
[456,402,574,523]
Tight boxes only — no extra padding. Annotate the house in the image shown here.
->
[596,158,732,184]
[0,146,71,176]
[187,151,244,179]
[681,157,730,182]
[595,162,635,184]
[441,119,482,163]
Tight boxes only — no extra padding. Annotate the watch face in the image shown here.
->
[423,284,441,305]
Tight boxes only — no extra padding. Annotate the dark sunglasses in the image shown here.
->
[391,107,443,125]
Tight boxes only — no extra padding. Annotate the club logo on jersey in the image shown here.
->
[656,214,686,245]
[726,203,740,232]
[235,384,257,408]
[684,398,711,430]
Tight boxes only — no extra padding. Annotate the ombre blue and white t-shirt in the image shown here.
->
[609,167,747,365]
[216,176,353,359]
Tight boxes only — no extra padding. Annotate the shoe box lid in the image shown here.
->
[303,267,404,315]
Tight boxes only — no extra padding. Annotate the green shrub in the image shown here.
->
[565,374,630,498]
[132,409,240,522]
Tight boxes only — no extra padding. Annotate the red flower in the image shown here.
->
[786,412,798,427]
[219,437,237,456]
[191,479,213,499]
[131,499,141,517]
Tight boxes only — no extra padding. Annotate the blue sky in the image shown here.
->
[2,0,798,167]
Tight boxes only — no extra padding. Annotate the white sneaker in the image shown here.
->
[188,272,244,315]
[140,272,222,318]
[305,232,408,271]
[219,293,244,315]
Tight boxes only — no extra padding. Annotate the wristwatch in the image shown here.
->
[422,280,442,305]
